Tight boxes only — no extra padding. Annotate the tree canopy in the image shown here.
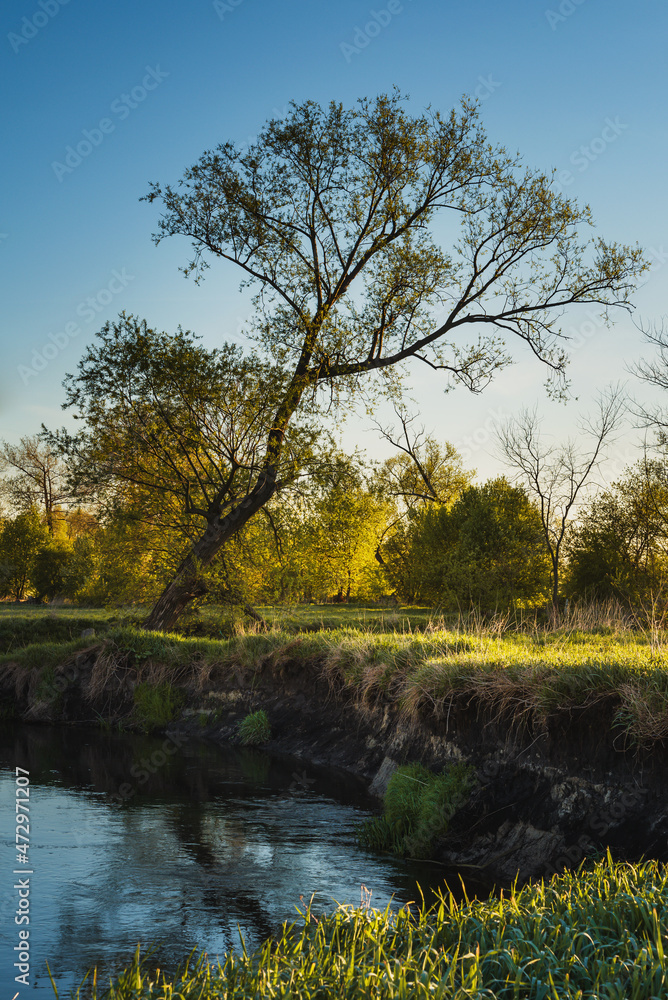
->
[57,92,645,629]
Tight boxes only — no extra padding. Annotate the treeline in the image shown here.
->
[1,431,667,613]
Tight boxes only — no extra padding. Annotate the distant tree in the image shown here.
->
[300,454,389,601]
[0,508,49,601]
[371,409,473,593]
[565,459,668,604]
[61,534,98,601]
[497,387,625,613]
[32,540,74,603]
[404,478,550,610]
[373,410,474,513]
[0,435,83,535]
[62,93,644,629]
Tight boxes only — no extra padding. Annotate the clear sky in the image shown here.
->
[1,0,666,486]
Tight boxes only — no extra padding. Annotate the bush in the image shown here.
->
[398,479,551,611]
[238,709,271,745]
[32,540,74,602]
[359,761,475,858]
[0,507,49,601]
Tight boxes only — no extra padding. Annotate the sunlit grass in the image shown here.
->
[53,855,668,999]
[3,603,668,742]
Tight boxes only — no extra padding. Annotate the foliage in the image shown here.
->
[59,533,99,600]
[70,507,170,606]
[297,453,389,601]
[238,709,271,746]
[52,316,316,536]
[373,423,473,514]
[0,506,49,600]
[69,856,668,999]
[198,450,392,607]
[359,762,475,858]
[373,427,473,599]
[32,539,74,602]
[566,459,668,605]
[398,478,551,610]
[52,90,643,632]
[132,682,184,732]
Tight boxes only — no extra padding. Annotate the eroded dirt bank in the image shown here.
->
[2,642,667,886]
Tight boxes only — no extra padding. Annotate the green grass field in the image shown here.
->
[2,601,668,744]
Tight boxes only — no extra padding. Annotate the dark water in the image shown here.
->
[0,723,481,997]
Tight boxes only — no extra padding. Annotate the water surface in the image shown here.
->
[1,723,476,996]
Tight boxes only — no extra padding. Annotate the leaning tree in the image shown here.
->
[67,93,645,630]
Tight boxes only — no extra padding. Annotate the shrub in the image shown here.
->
[238,709,271,745]
[359,761,475,858]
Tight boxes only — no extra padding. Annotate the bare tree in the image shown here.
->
[370,407,472,570]
[631,318,668,441]
[0,435,84,535]
[497,386,626,612]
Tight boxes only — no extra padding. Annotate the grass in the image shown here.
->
[0,605,141,655]
[238,708,271,745]
[3,602,668,743]
[133,682,184,732]
[51,855,668,999]
[359,762,476,858]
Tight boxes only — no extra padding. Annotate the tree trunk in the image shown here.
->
[143,472,277,632]
[241,602,269,628]
[551,555,560,617]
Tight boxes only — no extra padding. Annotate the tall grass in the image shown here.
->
[3,602,668,742]
[52,855,668,999]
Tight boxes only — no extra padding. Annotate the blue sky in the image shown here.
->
[1,0,666,483]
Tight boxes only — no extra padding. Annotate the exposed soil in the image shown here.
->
[2,644,667,887]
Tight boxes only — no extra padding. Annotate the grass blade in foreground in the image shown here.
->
[69,855,668,998]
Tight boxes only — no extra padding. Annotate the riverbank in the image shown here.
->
[2,613,668,884]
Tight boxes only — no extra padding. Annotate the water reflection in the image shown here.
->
[0,724,480,996]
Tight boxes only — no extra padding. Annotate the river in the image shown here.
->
[0,722,487,996]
